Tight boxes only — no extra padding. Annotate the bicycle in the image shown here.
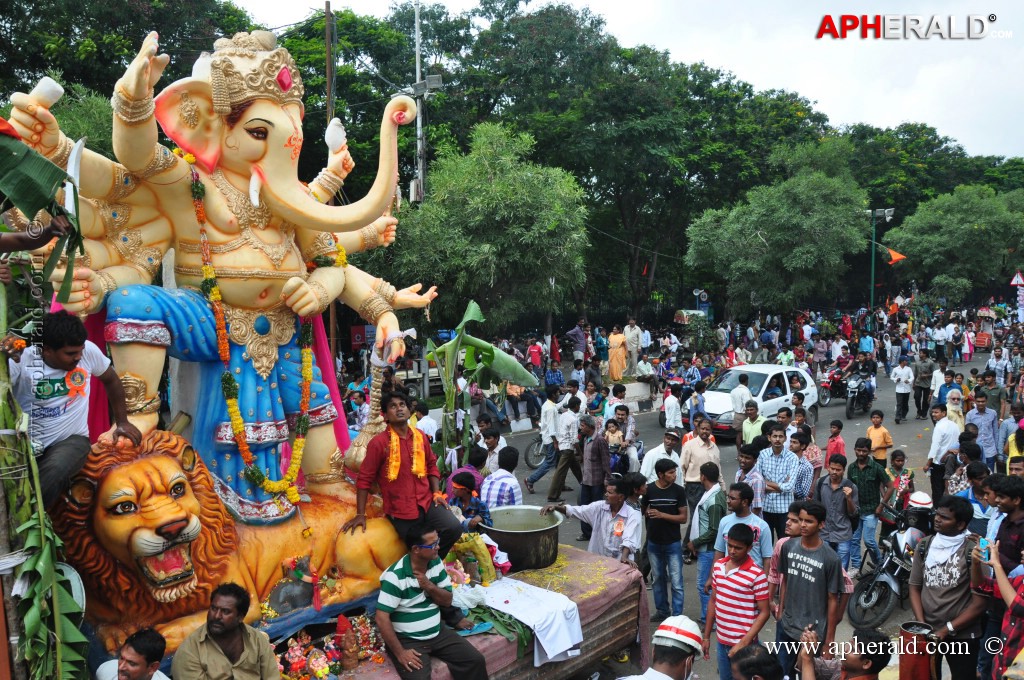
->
[524,432,545,469]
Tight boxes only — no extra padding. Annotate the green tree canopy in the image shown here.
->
[356,122,588,331]
[883,184,1024,299]
[0,0,256,96]
[686,170,867,316]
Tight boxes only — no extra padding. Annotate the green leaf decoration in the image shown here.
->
[0,134,68,219]
[454,300,485,334]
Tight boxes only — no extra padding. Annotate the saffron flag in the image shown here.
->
[887,248,907,265]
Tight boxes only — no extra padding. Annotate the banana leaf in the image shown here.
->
[0,130,68,219]
[465,605,534,658]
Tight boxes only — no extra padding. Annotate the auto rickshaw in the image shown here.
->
[975,307,996,351]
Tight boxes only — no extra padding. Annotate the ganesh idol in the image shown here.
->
[6,31,436,523]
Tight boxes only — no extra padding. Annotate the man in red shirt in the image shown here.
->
[342,391,463,557]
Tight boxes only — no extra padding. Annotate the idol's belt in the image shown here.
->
[173,265,303,280]
[222,302,297,379]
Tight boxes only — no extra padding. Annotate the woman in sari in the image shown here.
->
[608,326,627,381]
[585,381,605,416]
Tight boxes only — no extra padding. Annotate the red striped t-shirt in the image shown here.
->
[711,556,769,645]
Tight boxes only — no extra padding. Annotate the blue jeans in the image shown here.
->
[718,640,735,680]
[849,512,880,569]
[776,627,798,680]
[648,541,684,616]
[526,443,557,485]
[829,540,851,570]
[697,548,715,621]
[482,398,504,422]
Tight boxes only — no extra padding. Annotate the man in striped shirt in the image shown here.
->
[375,527,487,680]
[480,447,523,508]
[703,523,770,680]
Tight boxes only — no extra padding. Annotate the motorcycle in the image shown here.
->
[818,369,847,407]
[845,373,872,419]
[847,503,932,628]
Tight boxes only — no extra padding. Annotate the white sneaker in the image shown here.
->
[849,567,861,579]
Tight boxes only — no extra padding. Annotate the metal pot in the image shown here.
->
[481,505,564,572]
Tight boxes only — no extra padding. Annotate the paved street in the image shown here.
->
[499,354,986,678]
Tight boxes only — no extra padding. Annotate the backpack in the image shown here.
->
[816,476,860,532]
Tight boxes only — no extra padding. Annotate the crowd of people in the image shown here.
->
[607,304,1024,680]
[75,301,1024,680]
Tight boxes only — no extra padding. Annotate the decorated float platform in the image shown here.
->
[345,546,648,679]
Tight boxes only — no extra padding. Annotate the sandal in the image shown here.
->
[524,477,535,494]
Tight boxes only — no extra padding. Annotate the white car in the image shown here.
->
[681,364,819,436]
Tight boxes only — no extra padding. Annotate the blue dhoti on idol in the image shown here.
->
[105,285,337,524]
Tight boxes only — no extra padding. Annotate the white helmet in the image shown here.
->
[652,615,703,654]
[908,491,933,509]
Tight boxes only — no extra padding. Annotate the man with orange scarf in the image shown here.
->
[343,391,463,557]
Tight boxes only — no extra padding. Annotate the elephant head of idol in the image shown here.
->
[153,31,415,233]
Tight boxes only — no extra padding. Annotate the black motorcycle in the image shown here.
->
[845,373,872,420]
[847,506,933,628]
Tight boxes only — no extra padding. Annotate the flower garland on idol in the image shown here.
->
[176,148,344,505]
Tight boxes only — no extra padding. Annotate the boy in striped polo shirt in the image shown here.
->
[703,523,770,680]
[375,527,487,680]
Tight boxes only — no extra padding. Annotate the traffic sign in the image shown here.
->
[1012,271,1024,286]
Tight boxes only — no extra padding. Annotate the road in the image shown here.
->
[498,356,983,678]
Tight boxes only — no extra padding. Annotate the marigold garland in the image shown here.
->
[175,147,333,506]
[387,426,426,482]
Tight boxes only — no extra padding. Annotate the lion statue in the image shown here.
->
[50,430,405,654]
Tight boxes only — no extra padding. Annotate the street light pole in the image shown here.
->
[866,207,894,331]
[870,209,876,331]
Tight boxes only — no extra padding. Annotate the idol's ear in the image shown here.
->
[154,79,222,174]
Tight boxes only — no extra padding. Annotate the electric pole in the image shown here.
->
[408,0,441,202]
[325,1,338,358]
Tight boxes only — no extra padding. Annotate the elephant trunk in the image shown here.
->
[260,96,416,233]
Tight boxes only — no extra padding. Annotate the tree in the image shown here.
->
[883,184,1024,297]
[686,170,867,316]
[441,3,830,319]
[355,123,588,332]
[0,0,257,96]
[843,122,985,227]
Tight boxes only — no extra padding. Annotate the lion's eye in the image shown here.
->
[112,501,137,515]
[170,482,186,498]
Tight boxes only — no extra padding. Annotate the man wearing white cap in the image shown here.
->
[617,615,702,680]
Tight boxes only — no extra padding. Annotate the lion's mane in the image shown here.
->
[50,431,238,625]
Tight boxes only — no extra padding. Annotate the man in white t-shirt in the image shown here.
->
[890,355,914,424]
[414,401,439,441]
[664,383,683,430]
[729,374,754,452]
[8,311,141,508]
[95,628,169,680]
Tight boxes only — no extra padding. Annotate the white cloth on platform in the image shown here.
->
[483,577,584,667]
